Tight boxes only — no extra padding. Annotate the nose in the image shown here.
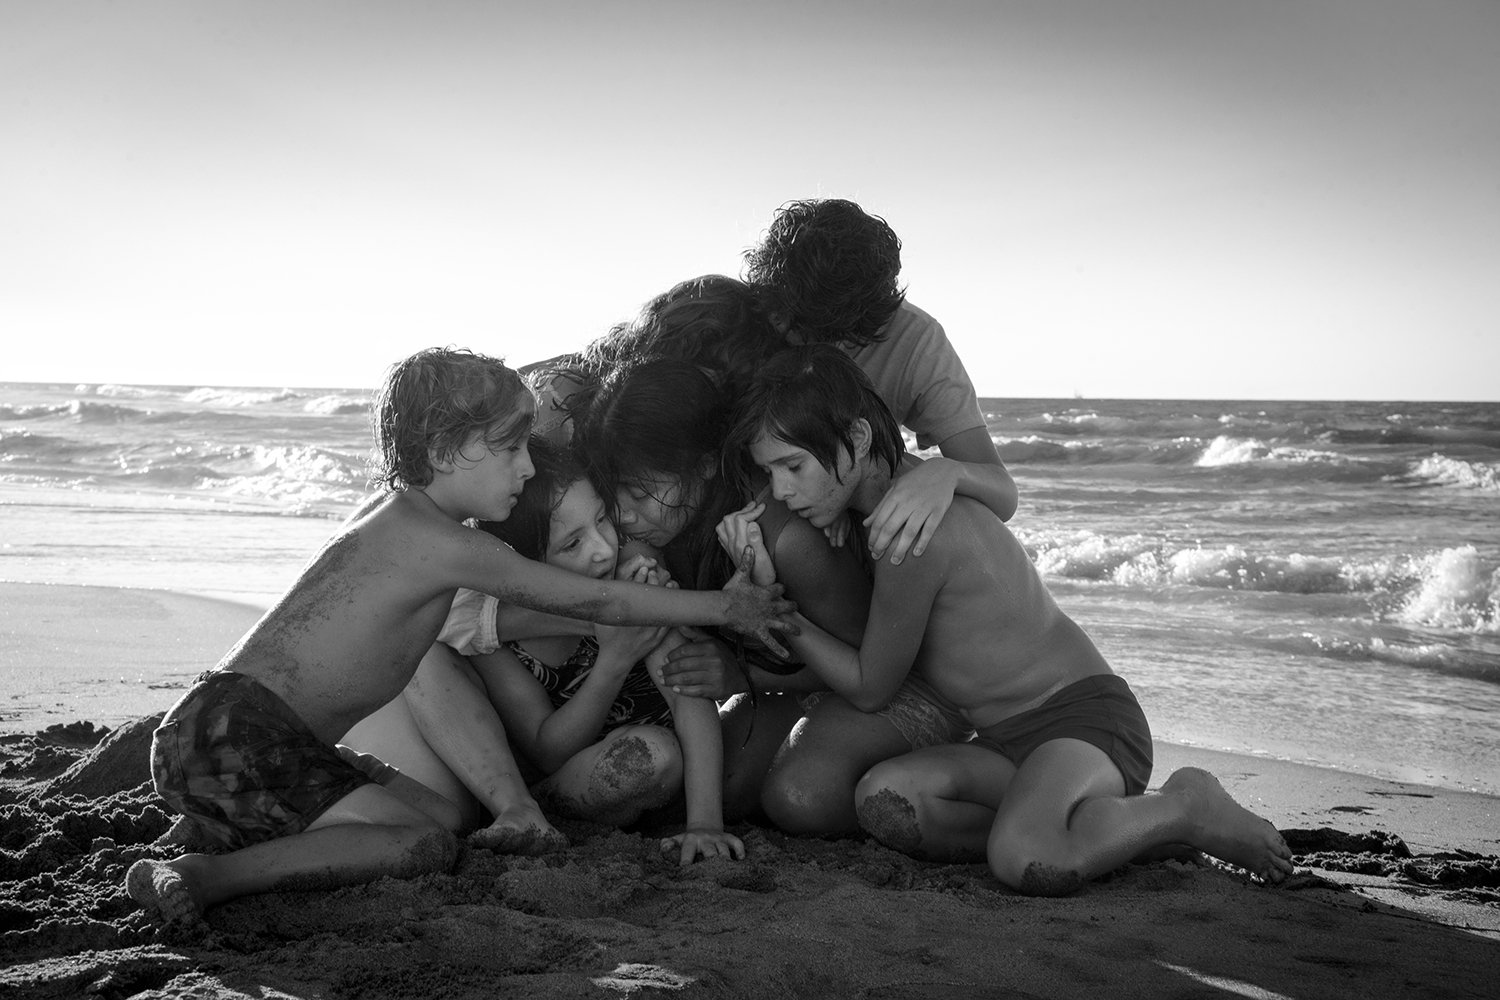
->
[770,470,795,502]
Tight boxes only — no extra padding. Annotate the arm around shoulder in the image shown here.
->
[938,425,1017,523]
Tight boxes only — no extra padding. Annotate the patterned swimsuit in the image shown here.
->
[503,637,674,740]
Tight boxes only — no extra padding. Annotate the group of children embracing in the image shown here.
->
[127,199,1293,926]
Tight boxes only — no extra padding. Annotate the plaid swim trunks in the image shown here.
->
[149,671,373,849]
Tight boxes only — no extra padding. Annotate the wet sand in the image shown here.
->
[2,583,1497,999]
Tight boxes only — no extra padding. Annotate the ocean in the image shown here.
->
[2,382,1497,795]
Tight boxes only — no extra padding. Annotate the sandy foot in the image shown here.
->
[469,814,569,856]
[125,859,205,925]
[1162,766,1295,883]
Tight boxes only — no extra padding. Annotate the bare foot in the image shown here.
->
[470,803,567,856]
[125,858,206,925]
[1162,767,1295,884]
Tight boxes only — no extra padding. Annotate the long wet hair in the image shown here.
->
[583,275,784,399]
[570,357,741,591]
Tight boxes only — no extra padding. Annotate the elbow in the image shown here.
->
[996,477,1019,522]
[848,687,897,714]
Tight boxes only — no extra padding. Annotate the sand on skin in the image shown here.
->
[1,582,1497,1000]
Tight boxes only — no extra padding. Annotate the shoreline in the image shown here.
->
[2,581,1496,855]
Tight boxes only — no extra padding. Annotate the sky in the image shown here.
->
[3,0,1497,401]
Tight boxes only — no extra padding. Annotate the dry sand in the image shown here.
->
[2,583,1497,999]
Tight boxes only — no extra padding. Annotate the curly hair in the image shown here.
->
[579,275,784,399]
[475,436,583,561]
[724,344,903,498]
[371,347,533,492]
[743,199,906,349]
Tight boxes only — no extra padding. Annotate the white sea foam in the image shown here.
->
[183,387,303,407]
[1408,454,1500,492]
[1394,546,1500,633]
[1194,435,1345,468]
[1025,531,1401,596]
[91,384,173,399]
[303,394,371,416]
[207,445,368,514]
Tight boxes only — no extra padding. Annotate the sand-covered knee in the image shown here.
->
[590,734,675,803]
[1017,861,1085,897]
[856,788,922,855]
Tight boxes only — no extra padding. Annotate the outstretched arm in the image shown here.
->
[446,527,798,649]
[862,426,1017,565]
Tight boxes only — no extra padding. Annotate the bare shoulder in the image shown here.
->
[336,491,484,573]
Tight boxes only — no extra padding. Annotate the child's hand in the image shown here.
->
[654,634,748,699]
[597,556,673,667]
[822,511,852,549]
[863,457,961,565]
[716,501,776,586]
[615,553,660,583]
[661,827,746,866]
[722,546,798,659]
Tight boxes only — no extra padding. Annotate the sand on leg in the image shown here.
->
[126,782,458,923]
[985,741,1293,895]
[402,644,566,854]
[854,742,1015,861]
[531,725,683,826]
[759,694,914,835]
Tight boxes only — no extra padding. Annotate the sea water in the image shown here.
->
[2,383,1497,794]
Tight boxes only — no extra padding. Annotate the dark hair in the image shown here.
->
[743,199,905,349]
[371,347,532,491]
[584,275,784,399]
[571,357,739,589]
[725,344,903,496]
[475,436,586,561]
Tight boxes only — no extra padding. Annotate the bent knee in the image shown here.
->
[986,823,1084,897]
[593,727,683,798]
[761,763,860,836]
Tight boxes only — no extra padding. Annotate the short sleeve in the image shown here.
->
[437,587,501,656]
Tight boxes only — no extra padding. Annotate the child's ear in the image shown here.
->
[696,452,719,482]
[429,448,456,476]
[850,418,873,459]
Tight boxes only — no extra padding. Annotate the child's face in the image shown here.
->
[451,432,535,522]
[545,479,619,579]
[614,473,698,549]
[749,432,856,529]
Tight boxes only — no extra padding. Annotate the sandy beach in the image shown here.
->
[2,582,1497,999]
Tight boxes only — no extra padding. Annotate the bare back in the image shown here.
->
[873,496,1111,730]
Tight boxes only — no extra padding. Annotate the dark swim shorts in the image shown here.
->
[149,671,374,849]
[971,674,1153,796]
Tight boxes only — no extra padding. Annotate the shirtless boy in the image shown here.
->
[125,347,795,924]
[718,344,1293,895]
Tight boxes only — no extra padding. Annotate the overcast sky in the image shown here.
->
[4,0,1496,400]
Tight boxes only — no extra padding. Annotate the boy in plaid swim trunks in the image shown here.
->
[718,345,1295,895]
[126,347,797,925]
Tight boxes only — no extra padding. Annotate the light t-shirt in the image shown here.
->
[845,301,986,450]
